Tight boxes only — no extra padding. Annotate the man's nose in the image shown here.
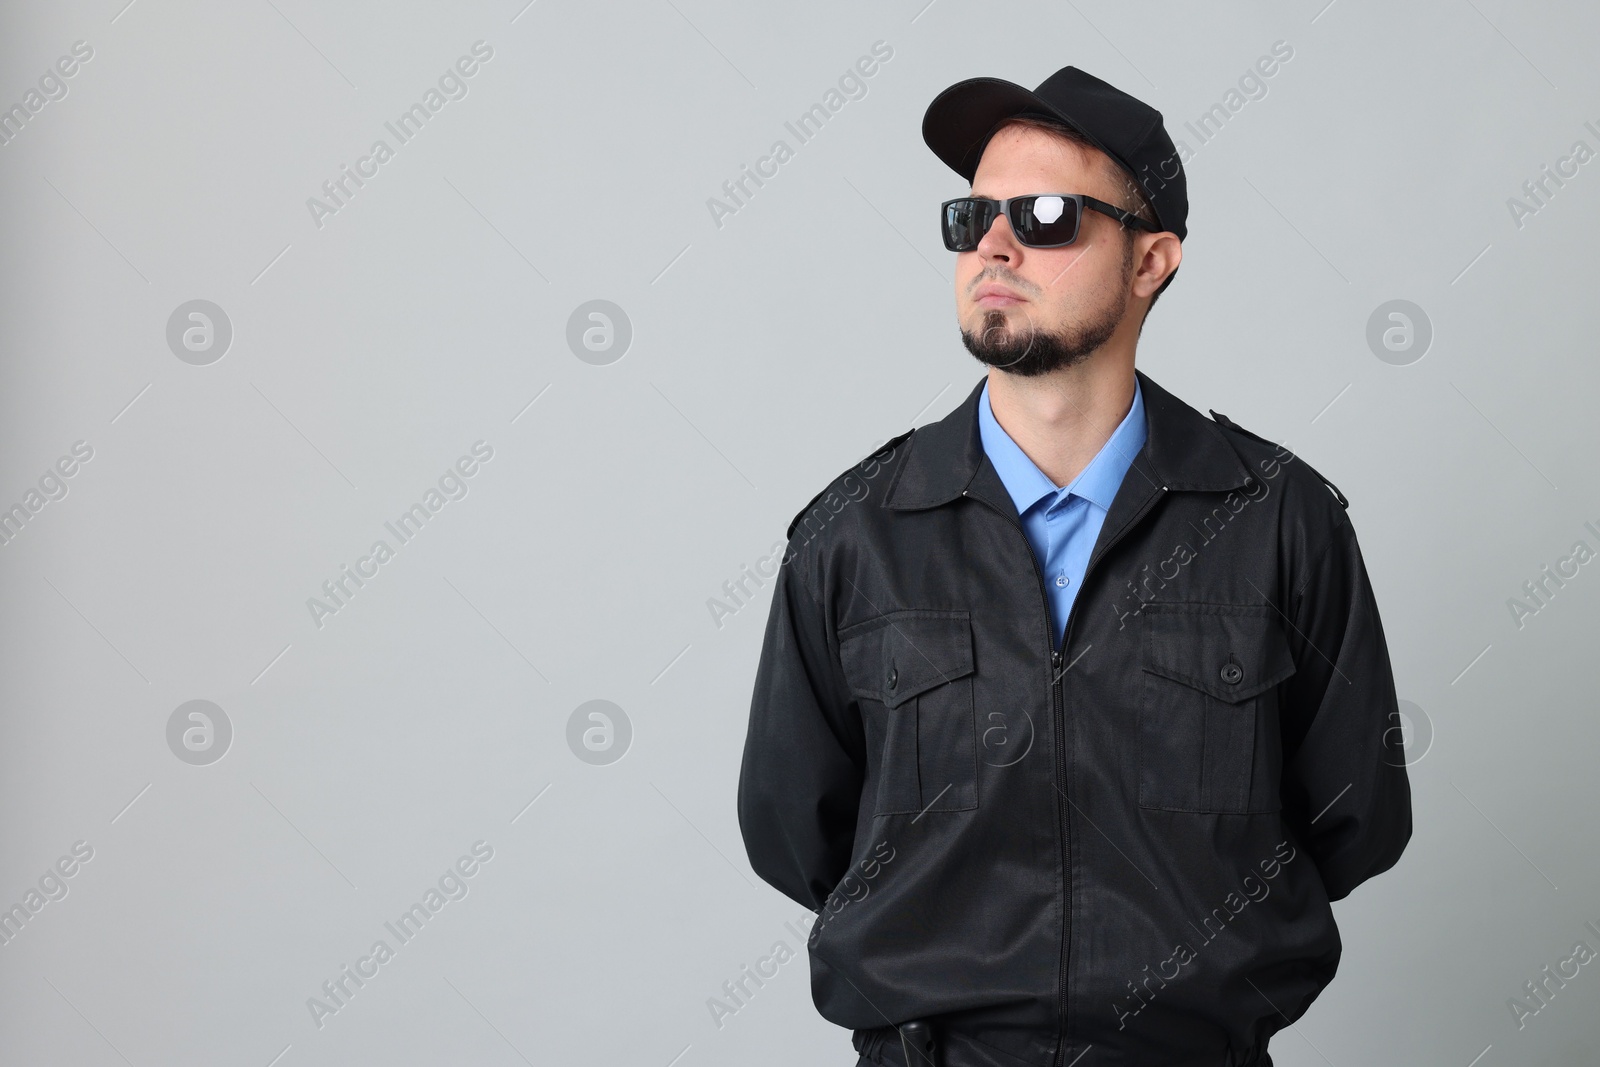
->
[976,210,1019,260]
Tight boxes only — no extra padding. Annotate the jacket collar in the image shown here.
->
[885,368,1251,514]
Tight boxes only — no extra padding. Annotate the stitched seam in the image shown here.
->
[839,607,969,641]
[882,428,918,506]
[1292,509,1352,605]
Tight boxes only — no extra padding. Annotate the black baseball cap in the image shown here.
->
[922,65,1188,244]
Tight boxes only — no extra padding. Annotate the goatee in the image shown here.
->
[959,303,1123,377]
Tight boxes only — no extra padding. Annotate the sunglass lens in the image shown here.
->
[942,199,991,251]
[1009,195,1078,246]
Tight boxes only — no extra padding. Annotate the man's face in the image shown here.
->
[956,124,1137,377]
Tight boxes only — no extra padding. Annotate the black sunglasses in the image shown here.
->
[940,194,1159,251]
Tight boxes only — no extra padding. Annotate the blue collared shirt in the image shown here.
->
[977,377,1148,648]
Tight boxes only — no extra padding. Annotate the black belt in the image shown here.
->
[864,1023,1272,1066]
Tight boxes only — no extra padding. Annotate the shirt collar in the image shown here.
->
[976,375,1148,517]
[885,368,1253,514]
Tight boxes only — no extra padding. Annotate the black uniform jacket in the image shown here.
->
[736,369,1412,1067]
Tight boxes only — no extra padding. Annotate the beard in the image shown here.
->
[960,237,1133,378]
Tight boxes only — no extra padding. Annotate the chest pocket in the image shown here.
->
[1138,603,1297,814]
[839,610,977,816]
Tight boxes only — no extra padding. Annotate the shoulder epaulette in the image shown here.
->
[1209,409,1348,510]
[785,428,915,540]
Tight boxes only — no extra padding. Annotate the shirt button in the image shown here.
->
[1219,663,1243,685]
[1055,574,1069,587]
[888,667,898,688]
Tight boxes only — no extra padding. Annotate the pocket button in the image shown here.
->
[888,666,898,689]
[1219,662,1243,685]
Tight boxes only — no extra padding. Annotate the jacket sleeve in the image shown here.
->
[1279,512,1413,902]
[736,545,866,912]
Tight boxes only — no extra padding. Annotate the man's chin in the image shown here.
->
[959,306,1122,377]
[960,332,1092,378]
[961,312,1038,372]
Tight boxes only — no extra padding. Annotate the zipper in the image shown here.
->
[965,482,1168,1067]
[960,490,1067,1062]
[1050,644,1068,1065]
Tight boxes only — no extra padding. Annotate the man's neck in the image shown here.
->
[985,356,1137,489]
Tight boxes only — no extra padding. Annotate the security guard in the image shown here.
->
[738,65,1412,1067]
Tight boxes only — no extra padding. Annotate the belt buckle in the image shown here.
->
[898,1020,938,1067]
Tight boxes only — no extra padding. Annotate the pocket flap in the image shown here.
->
[840,610,973,709]
[1142,604,1296,703]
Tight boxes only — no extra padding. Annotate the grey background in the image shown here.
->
[0,0,1596,1064]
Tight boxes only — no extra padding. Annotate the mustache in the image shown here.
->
[969,270,1038,296]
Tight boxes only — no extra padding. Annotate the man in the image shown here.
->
[736,65,1412,1067]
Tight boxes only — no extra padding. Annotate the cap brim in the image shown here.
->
[922,76,1115,185]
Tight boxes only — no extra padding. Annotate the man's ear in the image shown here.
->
[1134,233,1181,299]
